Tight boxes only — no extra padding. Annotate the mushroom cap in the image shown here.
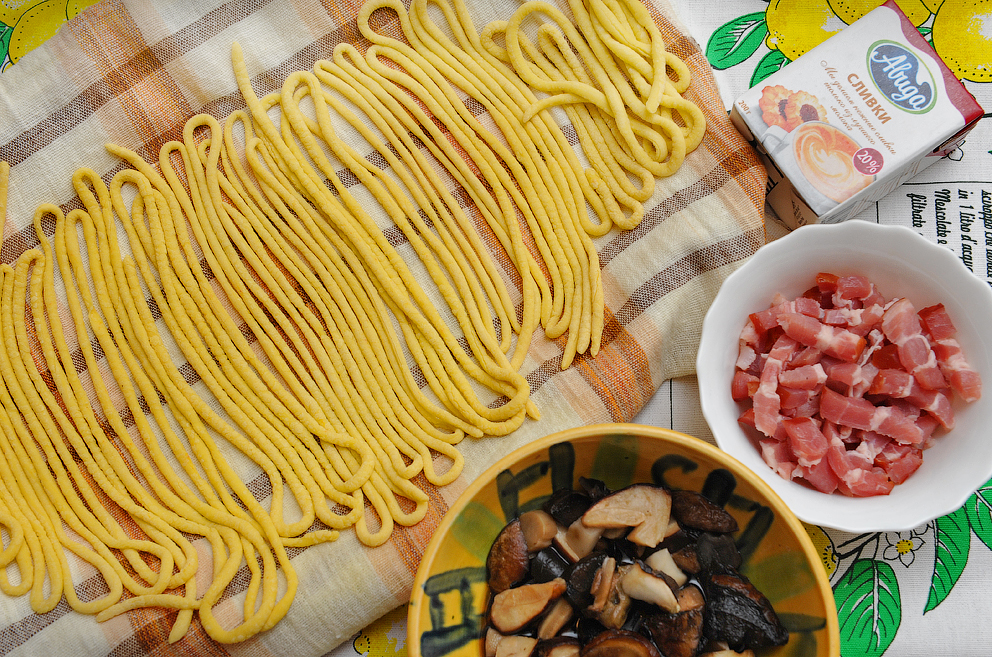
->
[582,485,673,548]
[580,629,662,657]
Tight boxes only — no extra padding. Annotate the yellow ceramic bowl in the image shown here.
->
[407,424,840,657]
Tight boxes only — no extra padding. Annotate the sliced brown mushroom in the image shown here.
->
[520,510,559,552]
[644,548,688,587]
[581,485,672,548]
[588,557,616,613]
[641,603,704,657]
[702,573,789,649]
[486,627,505,657]
[537,637,581,657]
[676,584,705,611]
[491,578,567,633]
[487,519,530,593]
[537,597,575,639]
[555,517,605,562]
[496,635,539,657]
[670,490,739,533]
[592,563,631,629]
[618,562,679,613]
[580,630,661,657]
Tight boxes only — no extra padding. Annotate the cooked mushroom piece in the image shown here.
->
[563,552,609,609]
[702,572,789,649]
[588,557,617,613]
[555,517,605,562]
[641,604,704,657]
[532,547,570,583]
[591,562,631,629]
[644,548,688,587]
[618,562,679,613]
[580,629,661,657]
[581,485,673,548]
[537,597,575,639]
[670,490,739,533]
[545,489,593,527]
[491,578,567,633]
[487,519,530,593]
[496,635,539,657]
[521,510,560,552]
[486,627,505,657]
[537,637,581,657]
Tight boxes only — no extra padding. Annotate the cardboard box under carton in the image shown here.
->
[730,0,984,230]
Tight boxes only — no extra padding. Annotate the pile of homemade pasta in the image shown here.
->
[0,0,703,644]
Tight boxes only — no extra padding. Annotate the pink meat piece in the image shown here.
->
[777,313,866,362]
[779,386,814,410]
[833,275,873,305]
[788,346,823,368]
[826,362,877,397]
[778,363,827,390]
[783,417,828,467]
[875,442,923,485]
[732,370,758,401]
[853,430,891,462]
[920,304,982,402]
[759,438,798,481]
[801,457,839,494]
[870,369,955,429]
[753,335,799,437]
[736,343,757,371]
[881,298,948,390]
[819,388,924,446]
[826,437,894,497]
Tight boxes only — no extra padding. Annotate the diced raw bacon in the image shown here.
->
[826,362,877,397]
[736,343,757,371]
[778,364,827,390]
[788,346,823,368]
[881,298,948,390]
[826,438,895,497]
[869,368,915,397]
[921,304,982,402]
[871,343,902,369]
[783,417,828,467]
[753,335,799,437]
[732,370,758,401]
[735,272,980,495]
[779,386,814,410]
[819,389,923,445]
[801,457,839,494]
[918,303,956,341]
[875,442,923,485]
[870,369,955,429]
[833,275,873,305]
[778,313,866,362]
[759,438,798,481]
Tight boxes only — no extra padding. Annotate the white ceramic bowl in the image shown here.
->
[697,220,992,533]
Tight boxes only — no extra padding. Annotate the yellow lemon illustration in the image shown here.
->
[932,0,992,82]
[765,0,848,62]
[803,522,838,579]
[828,0,932,26]
[0,0,34,27]
[65,0,99,20]
[8,0,68,64]
[921,0,945,13]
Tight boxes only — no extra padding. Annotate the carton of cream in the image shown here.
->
[730,0,983,229]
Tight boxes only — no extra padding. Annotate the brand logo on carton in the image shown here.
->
[866,41,936,113]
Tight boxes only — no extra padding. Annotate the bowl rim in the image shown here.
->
[406,422,840,657]
[697,220,992,532]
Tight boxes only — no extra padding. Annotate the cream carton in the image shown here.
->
[730,0,983,229]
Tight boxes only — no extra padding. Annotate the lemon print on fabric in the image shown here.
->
[9,0,65,64]
[932,0,992,82]
[353,605,407,657]
[828,0,931,26]
[0,0,34,27]
[803,522,838,579]
[765,0,847,62]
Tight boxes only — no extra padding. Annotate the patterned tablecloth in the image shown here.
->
[2,1,991,657]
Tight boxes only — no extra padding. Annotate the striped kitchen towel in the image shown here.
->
[0,0,765,654]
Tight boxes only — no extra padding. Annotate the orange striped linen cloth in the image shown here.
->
[0,0,765,653]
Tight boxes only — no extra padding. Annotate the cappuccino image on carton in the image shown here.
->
[730,0,983,229]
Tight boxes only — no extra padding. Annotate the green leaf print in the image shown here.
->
[925,506,970,613]
[834,559,900,657]
[705,12,768,70]
[964,479,992,551]
[749,49,790,87]
[0,23,11,66]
